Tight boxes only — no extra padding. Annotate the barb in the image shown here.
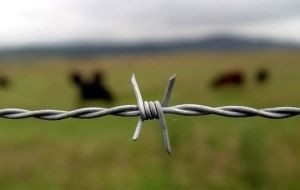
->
[0,74,299,154]
[130,74,173,154]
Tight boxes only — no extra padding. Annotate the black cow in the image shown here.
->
[0,76,9,88]
[70,71,114,103]
[256,68,269,84]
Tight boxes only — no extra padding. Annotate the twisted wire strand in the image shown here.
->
[0,104,299,120]
[1,73,299,155]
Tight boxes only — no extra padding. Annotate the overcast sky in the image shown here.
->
[1,0,300,47]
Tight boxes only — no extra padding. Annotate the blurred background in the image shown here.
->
[0,0,300,189]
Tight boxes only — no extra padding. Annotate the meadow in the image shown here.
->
[0,50,300,189]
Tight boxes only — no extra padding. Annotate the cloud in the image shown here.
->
[0,0,300,46]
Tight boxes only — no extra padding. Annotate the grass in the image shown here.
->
[0,50,299,189]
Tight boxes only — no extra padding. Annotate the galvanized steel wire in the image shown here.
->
[1,105,299,120]
[0,74,299,154]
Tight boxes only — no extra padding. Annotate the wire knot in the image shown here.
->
[140,101,161,120]
[130,74,176,154]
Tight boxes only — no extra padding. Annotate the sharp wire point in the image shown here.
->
[132,118,143,141]
[155,100,172,154]
[170,74,176,80]
[162,74,176,107]
[130,73,145,119]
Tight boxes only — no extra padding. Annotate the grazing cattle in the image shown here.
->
[256,68,269,84]
[211,70,244,88]
[70,71,114,103]
[0,76,9,88]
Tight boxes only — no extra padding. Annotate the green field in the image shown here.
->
[0,50,300,189]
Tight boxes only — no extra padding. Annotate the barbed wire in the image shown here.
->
[1,105,299,119]
[0,74,299,154]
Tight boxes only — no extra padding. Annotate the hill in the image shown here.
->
[0,35,299,58]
